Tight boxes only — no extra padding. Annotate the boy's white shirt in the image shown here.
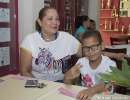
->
[77,55,116,87]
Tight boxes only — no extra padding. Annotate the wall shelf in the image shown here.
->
[100,24,104,26]
[100,30,119,32]
[100,17,115,18]
[100,9,112,10]
[114,33,130,36]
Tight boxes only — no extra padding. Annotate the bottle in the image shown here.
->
[105,19,107,30]
[66,16,70,29]
[107,0,111,9]
[121,2,124,9]
[121,25,124,34]
[128,24,130,33]
[111,6,117,17]
[114,18,119,31]
[109,21,112,30]
[101,0,104,9]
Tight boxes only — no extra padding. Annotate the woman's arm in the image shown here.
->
[20,49,35,78]
[102,51,129,60]
[77,33,83,43]
[75,42,82,58]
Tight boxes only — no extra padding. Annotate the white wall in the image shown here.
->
[88,0,100,30]
[18,0,44,45]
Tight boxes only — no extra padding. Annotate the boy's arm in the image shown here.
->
[76,83,104,100]
[64,76,79,84]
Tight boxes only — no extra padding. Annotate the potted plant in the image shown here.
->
[99,59,130,88]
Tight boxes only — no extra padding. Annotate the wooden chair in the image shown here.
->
[104,48,127,70]
[104,48,128,94]
[110,37,129,45]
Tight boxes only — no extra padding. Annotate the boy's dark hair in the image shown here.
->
[82,30,102,43]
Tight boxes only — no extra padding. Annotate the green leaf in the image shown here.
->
[109,66,125,79]
[99,58,130,88]
[121,59,130,79]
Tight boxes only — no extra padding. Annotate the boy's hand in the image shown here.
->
[66,63,83,79]
[76,88,94,100]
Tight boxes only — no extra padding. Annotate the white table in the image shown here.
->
[106,44,130,56]
[0,75,130,100]
[0,75,63,100]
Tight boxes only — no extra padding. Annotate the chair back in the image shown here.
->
[104,48,127,70]
[110,37,128,45]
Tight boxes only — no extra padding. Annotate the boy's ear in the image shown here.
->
[101,41,105,50]
[37,18,42,26]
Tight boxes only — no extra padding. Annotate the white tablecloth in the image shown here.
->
[106,44,130,56]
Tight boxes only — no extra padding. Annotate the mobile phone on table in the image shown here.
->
[25,79,38,87]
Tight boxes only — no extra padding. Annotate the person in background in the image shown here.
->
[64,30,116,100]
[89,19,96,30]
[74,15,91,42]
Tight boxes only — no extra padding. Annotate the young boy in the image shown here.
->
[64,30,116,100]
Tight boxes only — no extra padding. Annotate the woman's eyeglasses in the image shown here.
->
[82,42,102,52]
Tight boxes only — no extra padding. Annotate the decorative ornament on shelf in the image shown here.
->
[111,6,116,17]
[115,14,118,18]
[101,0,104,9]
[109,21,112,30]
[121,25,124,34]
[128,24,130,33]
[114,17,119,31]
[107,0,111,9]
[121,2,124,9]
[105,19,107,30]
[65,16,70,30]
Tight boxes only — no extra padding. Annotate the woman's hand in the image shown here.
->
[64,63,83,84]
[76,88,94,100]
[114,53,129,60]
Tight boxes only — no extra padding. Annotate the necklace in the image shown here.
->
[38,31,58,41]
[42,35,54,40]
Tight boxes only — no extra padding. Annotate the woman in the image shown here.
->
[20,7,82,83]
[74,15,90,42]
[20,7,127,82]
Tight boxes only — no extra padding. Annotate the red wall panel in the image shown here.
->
[100,0,130,45]
[0,0,19,77]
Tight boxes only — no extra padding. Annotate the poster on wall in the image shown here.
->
[0,47,10,67]
[0,28,10,42]
[0,8,10,22]
[0,0,10,3]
